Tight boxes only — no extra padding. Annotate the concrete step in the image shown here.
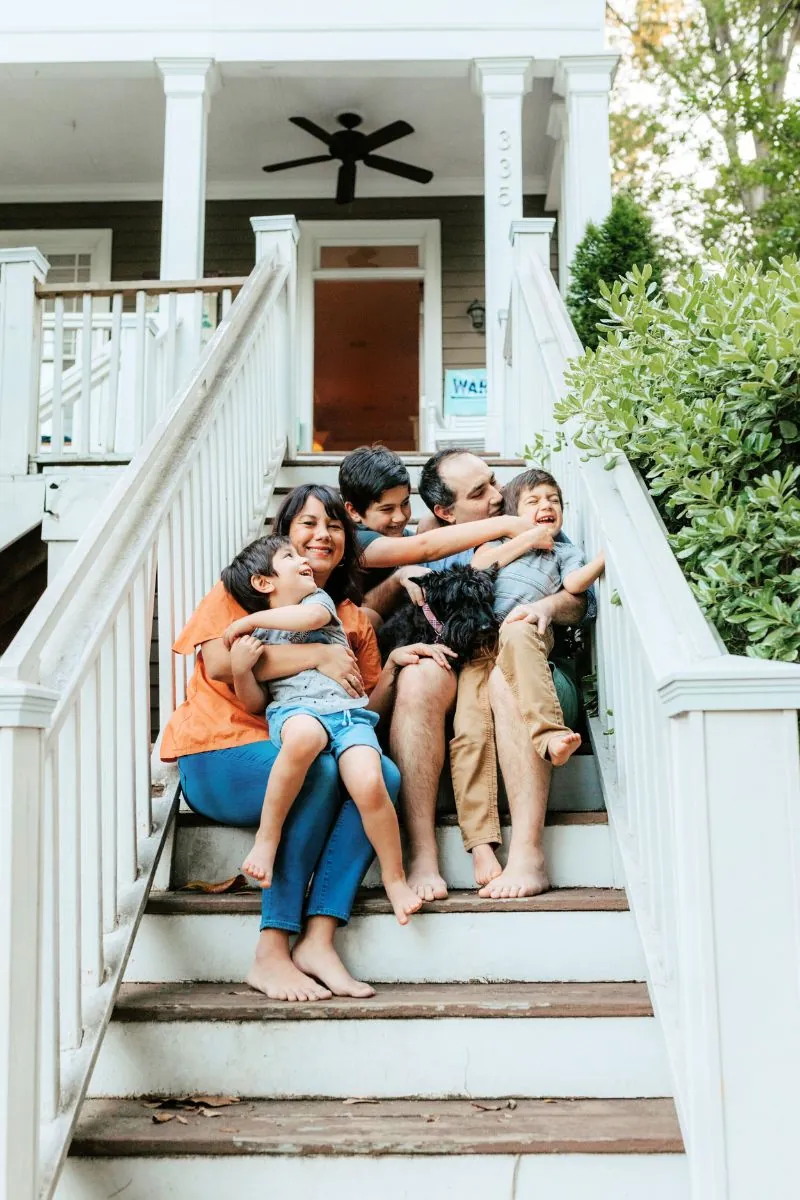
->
[89,981,669,1100]
[61,1097,688,1200]
[171,811,617,891]
[277,456,526,490]
[125,889,645,985]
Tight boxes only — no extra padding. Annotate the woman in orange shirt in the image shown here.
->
[162,484,448,1002]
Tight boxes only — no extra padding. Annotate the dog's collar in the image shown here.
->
[421,601,444,640]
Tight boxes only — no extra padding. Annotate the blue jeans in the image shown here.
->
[178,740,401,934]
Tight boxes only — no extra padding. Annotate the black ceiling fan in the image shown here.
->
[263,112,434,205]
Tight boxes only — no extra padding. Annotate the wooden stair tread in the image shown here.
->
[113,980,652,1022]
[71,1096,684,1157]
[174,809,608,830]
[147,887,628,917]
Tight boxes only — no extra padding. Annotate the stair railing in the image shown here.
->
[506,219,800,1200]
[0,218,298,1199]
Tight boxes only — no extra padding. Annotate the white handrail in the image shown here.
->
[508,233,800,1200]
[0,239,295,1198]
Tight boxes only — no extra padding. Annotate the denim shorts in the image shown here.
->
[269,704,382,761]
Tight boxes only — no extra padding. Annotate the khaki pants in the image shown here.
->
[449,621,571,851]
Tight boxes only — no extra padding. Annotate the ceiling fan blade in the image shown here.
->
[363,154,434,184]
[360,120,414,153]
[263,154,334,173]
[289,116,333,145]
[336,159,357,205]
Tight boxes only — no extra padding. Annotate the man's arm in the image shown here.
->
[472,527,554,571]
[362,565,430,616]
[361,515,531,569]
[503,589,587,636]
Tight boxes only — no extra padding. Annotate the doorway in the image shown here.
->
[298,220,442,453]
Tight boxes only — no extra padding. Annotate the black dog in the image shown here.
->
[378,564,499,665]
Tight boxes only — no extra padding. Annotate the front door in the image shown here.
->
[298,221,442,453]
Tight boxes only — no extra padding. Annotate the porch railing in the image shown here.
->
[35,277,246,462]
[0,220,297,1198]
[507,220,800,1200]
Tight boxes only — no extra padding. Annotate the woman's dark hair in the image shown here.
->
[338,445,410,515]
[503,468,563,516]
[220,535,292,612]
[272,483,363,606]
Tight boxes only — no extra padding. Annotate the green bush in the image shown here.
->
[557,254,800,662]
[566,193,665,350]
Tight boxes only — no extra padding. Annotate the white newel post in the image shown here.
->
[0,682,58,1200]
[0,249,49,478]
[659,660,800,1200]
[472,58,532,456]
[157,58,219,382]
[508,219,555,453]
[251,216,300,458]
[553,55,617,294]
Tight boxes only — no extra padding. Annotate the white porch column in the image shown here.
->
[507,218,556,454]
[472,58,533,455]
[0,249,49,479]
[553,55,618,294]
[251,216,300,458]
[156,58,219,374]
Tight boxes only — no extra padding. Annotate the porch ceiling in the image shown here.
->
[0,66,553,201]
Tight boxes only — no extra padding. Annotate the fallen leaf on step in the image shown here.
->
[189,1095,240,1107]
[423,1115,440,1123]
[152,1112,175,1123]
[542,1098,558,1104]
[471,1102,504,1112]
[199,1109,225,1118]
[181,875,249,894]
[507,1099,518,1110]
[151,781,166,795]
[176,1116,189,1125]
[342,1098,379,1106]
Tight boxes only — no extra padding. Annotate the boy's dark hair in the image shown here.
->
[503,468,563,517]
[338,445,410,515]
[220,535,291,612]
[272,483,363,606]
[418,447,471,515]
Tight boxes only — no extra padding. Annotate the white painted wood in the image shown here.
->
[126,909,646,985]
[472,59,532,454]
[552,55,617,292]
[90,1013,670,1099]
[0,248,49,478]
[58,1152,689,1200]
[171,819,614,891]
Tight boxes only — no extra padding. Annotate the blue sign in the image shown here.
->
[443,369,488,417]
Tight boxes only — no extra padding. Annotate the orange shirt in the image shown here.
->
[160,583,382,762]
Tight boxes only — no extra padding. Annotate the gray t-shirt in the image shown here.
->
[484,539,586,621]
[254,589,369,717]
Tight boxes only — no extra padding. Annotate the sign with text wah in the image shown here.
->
[443,369,487,417]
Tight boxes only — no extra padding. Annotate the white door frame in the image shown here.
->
[0,228,112,282]
[297,219,442,452]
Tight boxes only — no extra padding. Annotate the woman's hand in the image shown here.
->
[316,643,365,699]
[398,565,431,607]
[223,617,253,649]
[388,643,458,672]
[229,634,265,674]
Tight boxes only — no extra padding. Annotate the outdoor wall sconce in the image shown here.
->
[467,298,486,333]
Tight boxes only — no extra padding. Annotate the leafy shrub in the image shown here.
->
[566,192,665,350]
[557,254,800,662]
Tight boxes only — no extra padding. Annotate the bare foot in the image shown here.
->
[242,835,279,889]
[384,878,424,924]
[407,856,448,902]
[246,956,332,1002]
[472,843,503,888]
[547,731,581,767]
[292,938,376,998]
[478,850,550,900]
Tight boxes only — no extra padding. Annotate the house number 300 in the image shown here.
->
[498,131,513,203]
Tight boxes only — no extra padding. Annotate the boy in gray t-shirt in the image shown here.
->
[449,469,604,885]
[223,535,421,925]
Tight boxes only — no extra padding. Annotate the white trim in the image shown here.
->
[0,228,112,282]
[0,176,549,205]
[297,219,442,453]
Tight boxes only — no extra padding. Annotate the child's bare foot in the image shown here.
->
[242,836,279,888]
[384,878,424,925]
[246,956,331,1002]
[292,938,375,998]
[472,843,503,888]
[547,731,581,767]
